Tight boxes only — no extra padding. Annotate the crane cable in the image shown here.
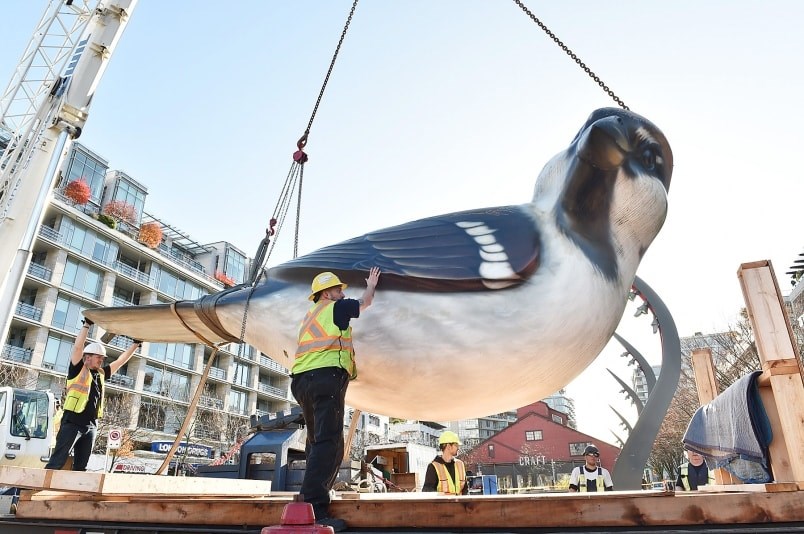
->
[235,0,360,361]
[511,0,629,110]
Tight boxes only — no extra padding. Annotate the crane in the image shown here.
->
[0,0,138,343]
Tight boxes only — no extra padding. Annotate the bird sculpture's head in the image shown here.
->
[533,108,673,284]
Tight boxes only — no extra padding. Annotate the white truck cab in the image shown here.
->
[0,387,54,467]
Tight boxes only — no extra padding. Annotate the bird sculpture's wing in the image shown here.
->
[270,205,541,292]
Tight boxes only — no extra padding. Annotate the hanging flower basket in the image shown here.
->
[63,178,91,205]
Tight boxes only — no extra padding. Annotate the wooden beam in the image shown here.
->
[344,408,361,461]
[0,467,271,496]
[738,261,804,483]
[689,349,737,485]
[13,491,804,528]
[691,349,718,404]
[737,261,802,364]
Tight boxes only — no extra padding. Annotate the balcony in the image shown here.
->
[259,355,289,375]
[38,225,63,243]
[1,344,32,364]
[111,260,152,286]
[193,427,220,440]
[208,367,227,380]
[107,374,135,388]
[27,262,52,281]
[15,301,43,322]
[156,244,206,276]
[198,396,224,410]
[108,336,135,349]
[257,382,285,398]
[111,296,137,307]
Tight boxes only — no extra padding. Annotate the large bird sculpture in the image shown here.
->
[85,107,672,421]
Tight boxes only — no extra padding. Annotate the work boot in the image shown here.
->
[317,516,347,532]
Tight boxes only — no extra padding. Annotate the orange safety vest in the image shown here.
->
[432,458,467,495]
[293,300,356,378]
[63,365,105,418]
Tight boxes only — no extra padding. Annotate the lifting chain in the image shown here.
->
[511,0,629,111]
[237,0,360,358]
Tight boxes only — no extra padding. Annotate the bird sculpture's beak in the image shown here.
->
[576,115,629,171]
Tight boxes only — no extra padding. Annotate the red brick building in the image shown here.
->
[461,401,620,491]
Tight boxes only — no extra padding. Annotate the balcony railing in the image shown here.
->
[27,262,52,281]
[257,382,285,398]
[111,296,136,307]
[111,260,152,285]
[208,367,227,380]
[38,225,63,243]
[193,427,220,440]
[156,244,206,275]
[259,355,289,375]
[1,344,32,364]
[107,374,135,388]
[15,301,43,322]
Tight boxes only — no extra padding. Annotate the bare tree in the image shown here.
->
[0,362,34,389]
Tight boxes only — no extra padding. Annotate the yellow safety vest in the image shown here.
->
[293,301,356,378]
[63,365,105,418]
[578,467,605,492]
[679,463,714,491]
[432,458,467,495]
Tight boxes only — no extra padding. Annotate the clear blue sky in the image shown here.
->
[3,1,804,442]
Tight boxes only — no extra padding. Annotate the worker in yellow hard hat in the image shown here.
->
[422,430,468,495]
[291,267,381,532]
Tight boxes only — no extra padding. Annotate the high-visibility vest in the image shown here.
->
[293,301,356,378]
[63,365,105,418]
[432,458,467,495]
[578,467,605,492]
[679,463,714,491]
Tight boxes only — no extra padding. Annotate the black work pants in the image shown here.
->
[290,367,348,519]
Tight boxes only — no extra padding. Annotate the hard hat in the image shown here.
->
[308,272,347,301]
[583,445,600,457]
[438,430,461,446]
[83,342,107,357]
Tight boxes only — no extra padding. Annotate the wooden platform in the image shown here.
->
[10,484,804,530]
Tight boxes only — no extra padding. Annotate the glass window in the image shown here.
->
[229,389,247,415]
[51,294,86,332]
[525,430,543,441]
[137,402,166,431]
[569,442,593,456]
[63,147,108,205]
[9,390,50,439]
[62,258,103,299]
[551,414,563,425]
[143,364,190,401]
[149,343,194,369]
[233,362,250,387]
[112,179,146,225]
[42,334,75,372]
[225,247,247,284]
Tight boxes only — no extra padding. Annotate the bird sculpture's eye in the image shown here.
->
[641,148,656,171]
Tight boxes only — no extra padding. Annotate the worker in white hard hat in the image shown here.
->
[291,267,380,532]
[422,430,468,494]
[46,316,141,471]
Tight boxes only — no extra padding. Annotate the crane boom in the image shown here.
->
[0,0,138,344]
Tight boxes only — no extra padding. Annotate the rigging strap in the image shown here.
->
[511,0,629,110]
